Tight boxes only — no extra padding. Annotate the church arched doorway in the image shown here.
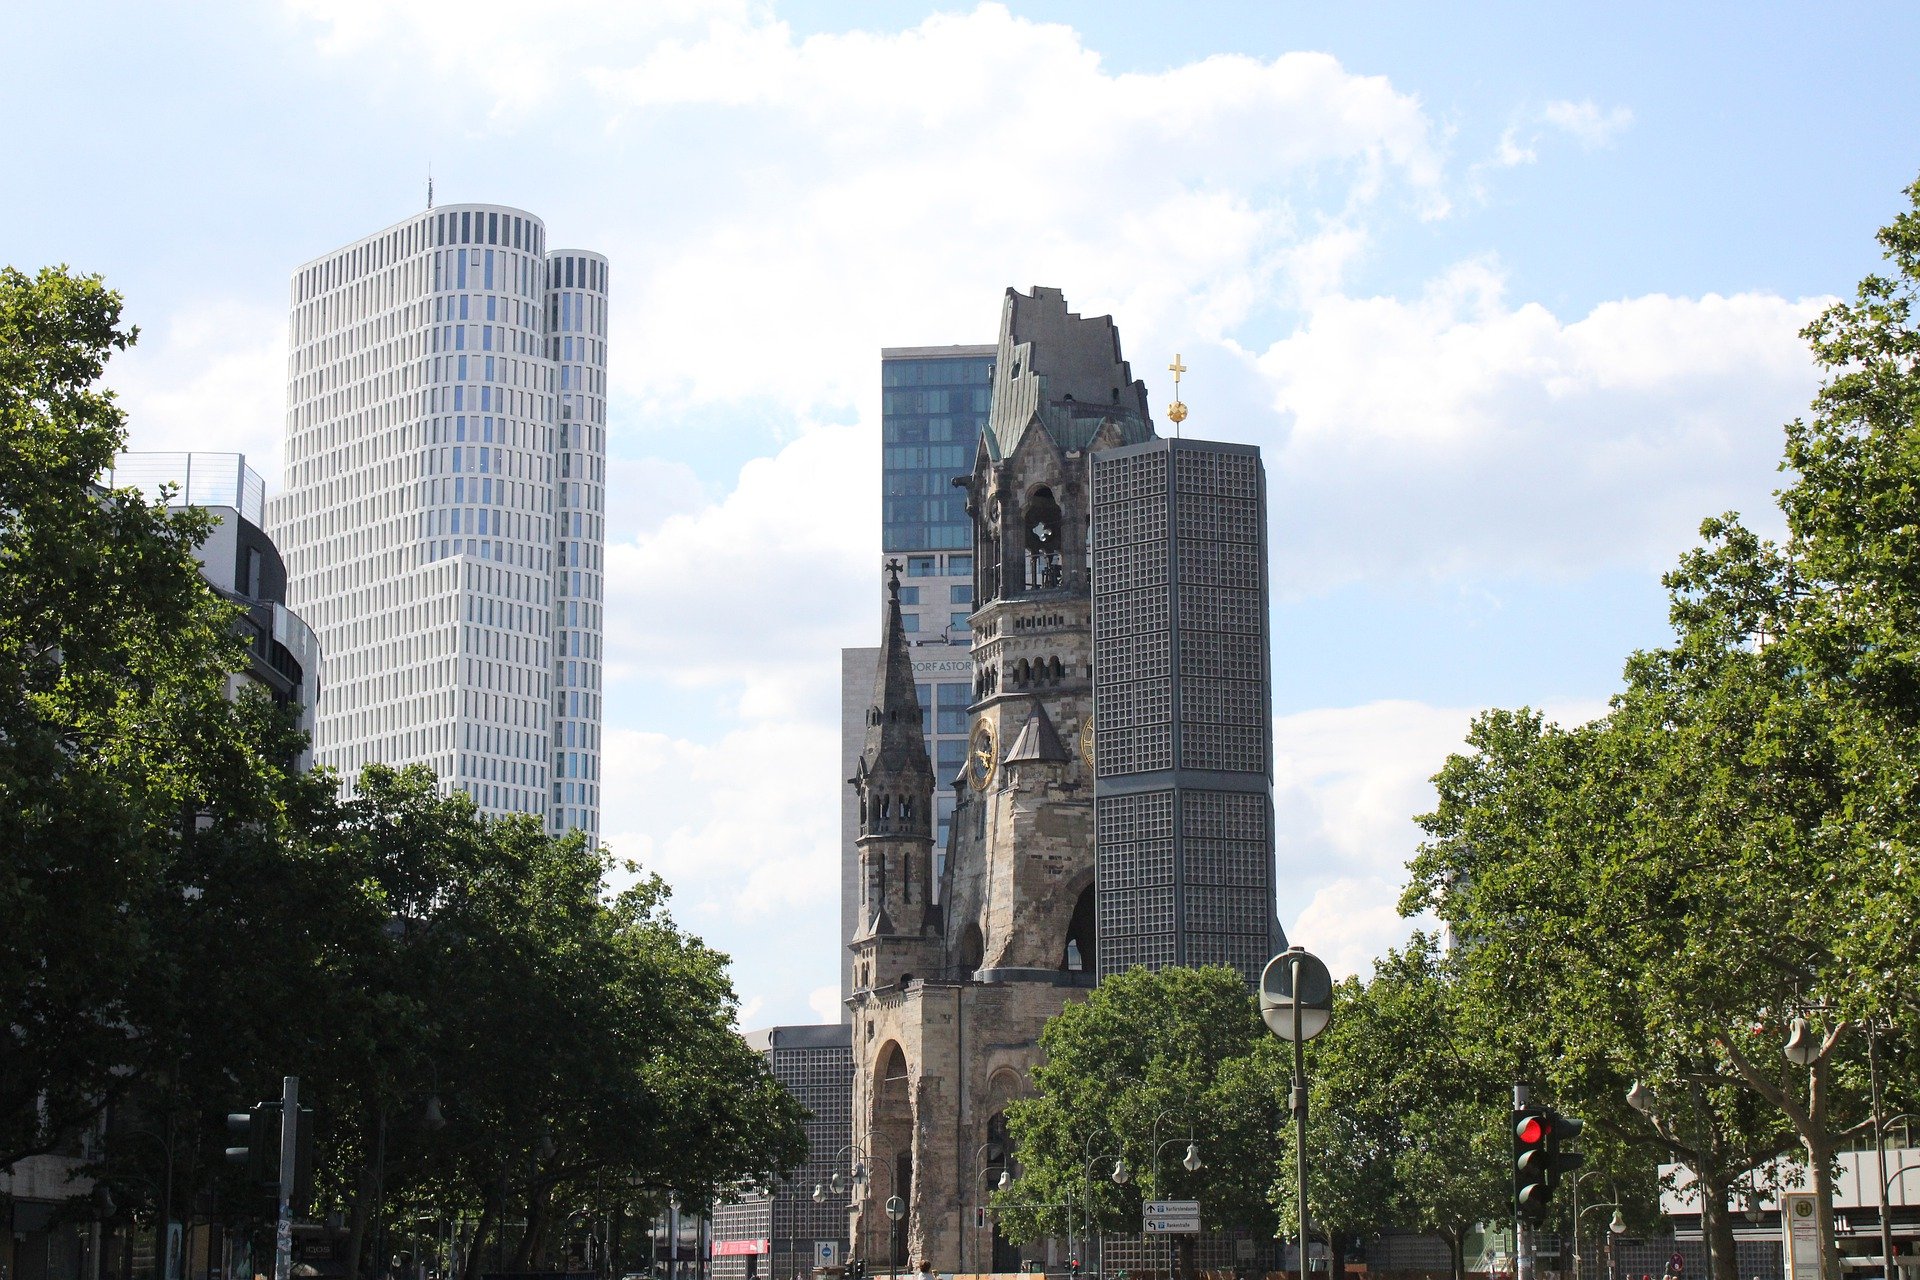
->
[871,1041,914,1268]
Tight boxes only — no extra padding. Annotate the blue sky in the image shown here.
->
[5,2,1914,1027]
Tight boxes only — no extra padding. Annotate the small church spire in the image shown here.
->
[860,559,932,782]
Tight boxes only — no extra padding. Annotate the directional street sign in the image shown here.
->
[1143,1200,1201,1234]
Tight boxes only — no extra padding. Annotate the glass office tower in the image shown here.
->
[837,344,995,1006]
[272,203,606,835]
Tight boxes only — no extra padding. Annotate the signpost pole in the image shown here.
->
[1292,956,1308,1280]
[1260,949,1331,1280]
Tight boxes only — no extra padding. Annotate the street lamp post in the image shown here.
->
[970,1141,1011,1275]
[1146,1109,1201,1280]
[1575,1204,1628,1280]
[1076,1136,1128,1280]
[1260,949,1333,1280]
[1865,1023,1896,1280]
[813,1143,884,1274]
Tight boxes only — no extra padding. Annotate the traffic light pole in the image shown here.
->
[1292,954,1309,1280]
[1514,1084,1533,1280]
[275,1076,299,1280]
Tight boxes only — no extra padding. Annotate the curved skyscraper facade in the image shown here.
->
[271,202,606,836]
[544,248,607,837]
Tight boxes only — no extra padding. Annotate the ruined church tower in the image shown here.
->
[847,287,1155,1273]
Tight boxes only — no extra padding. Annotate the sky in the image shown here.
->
[5,2,1916,1029]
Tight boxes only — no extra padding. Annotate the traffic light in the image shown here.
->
[225,1102,316,1218]
[1544,1108,1585,1190]
[228,1104,277,1188]
[1512,1106,1585,1222]
[1513,1107,1550,1220]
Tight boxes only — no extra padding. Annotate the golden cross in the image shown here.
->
[1166,353,1189,430]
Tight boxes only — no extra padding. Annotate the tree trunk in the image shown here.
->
[1696,1169,1739,1280]
[1177,1235,1197,1280]
[1809,1139,1841,1280]
[462,1201,496,1280]
[517,1185,551,1271]
[345,1162,379,1280]
[1445,1230,1465,1280]
[1329,1232,1347,1280]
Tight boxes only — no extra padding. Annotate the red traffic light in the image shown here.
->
[1516,1115,1546,1144]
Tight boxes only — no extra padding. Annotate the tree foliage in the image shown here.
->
[997,966,1276,1272]
[0,263,304,1167]
[1402,177,1920,1280]
[3,265,808,1275]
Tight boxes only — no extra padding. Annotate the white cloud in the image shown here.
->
[111,298,288,484]
[282,0,758,122]
[1247,267,1828,591]
[603,418,873,720]
[599,712,844,1034]
[808,986,843,1023]
[1542,98,1635,149]
[1488,98,1634,169]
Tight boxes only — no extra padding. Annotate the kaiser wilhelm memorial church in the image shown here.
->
[841,286,1282,1274]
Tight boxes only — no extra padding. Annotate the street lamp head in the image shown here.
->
[1183,1143,1203,1173]
[832,1170,848,1195]
[997,1170,1012,1190]
[1609,1210,1627,1236]
[1784,1016,1819,1068]
[1625,1081,1656,1117]
[813,1184,827,1204]
[1111,1158,1131,1186]
[852,1161,870,1189]
[423,1095,447,1131]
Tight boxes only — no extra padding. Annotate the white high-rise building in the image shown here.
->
[270,202,607,836]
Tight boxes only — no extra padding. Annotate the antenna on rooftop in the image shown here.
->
[426,164,434,210]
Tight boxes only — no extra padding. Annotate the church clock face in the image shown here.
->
[967,721,997,792]
[1079,714,1094,772]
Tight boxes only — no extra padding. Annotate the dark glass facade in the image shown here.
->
[881,349,994,552]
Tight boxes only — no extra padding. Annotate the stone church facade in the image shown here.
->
[846,288,1156,1274]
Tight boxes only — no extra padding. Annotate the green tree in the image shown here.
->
[1400,175,1920,1280]
[1271,938,1506,1280]
[1236,975,1393,1280]
[279,765,809,1280]
[998,967,1277,1280]
[0,264,303,1169]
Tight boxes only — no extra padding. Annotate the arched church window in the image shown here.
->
[1023,487,1065,590]
[1062,884,1096,974]
[958,922,984,977]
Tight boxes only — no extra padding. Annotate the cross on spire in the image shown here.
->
[1167,353,1189,434]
